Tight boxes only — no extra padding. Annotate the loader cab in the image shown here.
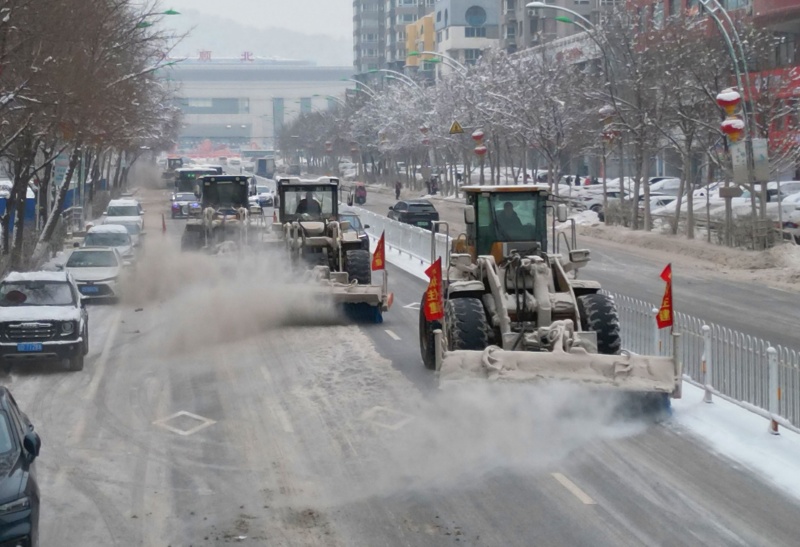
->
[198,175,250,214]
[462,186,549,262]
[276,177,340,224]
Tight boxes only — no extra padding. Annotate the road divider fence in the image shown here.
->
[350,204,800,434]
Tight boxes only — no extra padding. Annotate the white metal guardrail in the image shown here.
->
[348,205,800,433]
[349,206,451,269]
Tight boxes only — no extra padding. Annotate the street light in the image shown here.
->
[135,8,180,28]
[340,78,377,98]
[374,69,423,90]
[409,50,468,74]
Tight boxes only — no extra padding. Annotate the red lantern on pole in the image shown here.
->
[419,125,429,134]
[474,144,488,156]
[421,138,430,146]
[471,129,485,142]
[721,118,745,142]
[716,88,742,117]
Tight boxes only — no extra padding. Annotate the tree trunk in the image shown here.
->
[31,145,83,264]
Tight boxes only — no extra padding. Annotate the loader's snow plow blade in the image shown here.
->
[438,346,681,397]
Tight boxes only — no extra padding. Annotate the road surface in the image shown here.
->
[6,187,800,546]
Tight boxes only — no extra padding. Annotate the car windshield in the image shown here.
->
[174,193,196,201]
[84,233,131,247]
[0,280,75,306]
[256,186,270,194]
[409,203,436,212]
[67,250,119,268]
[339,215,362,230]
[107,205,140,216]
[0,413,13,454]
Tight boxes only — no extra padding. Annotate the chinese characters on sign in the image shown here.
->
[198,50,212,61]
[423,258,444,321]
[241,51,254,62]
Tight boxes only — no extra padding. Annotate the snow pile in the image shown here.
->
[673,383,800,502]
[564,210,601,228]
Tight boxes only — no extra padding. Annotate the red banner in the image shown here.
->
[423,257,444,321]
[371,231,385,271]
[656,263,673,329]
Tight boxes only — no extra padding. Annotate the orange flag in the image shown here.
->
[423,257,444,321]
[371,231,386,271]
[656,263,673,329]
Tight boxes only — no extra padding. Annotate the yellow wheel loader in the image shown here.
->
[275,177,392,322]
[419,185,681,406]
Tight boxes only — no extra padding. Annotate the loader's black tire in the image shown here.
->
[445,297,489,352]
[577,293,622,355]
[344,249,371,285]
[419,296,441,370]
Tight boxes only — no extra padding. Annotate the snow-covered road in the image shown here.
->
[4,187,800,546]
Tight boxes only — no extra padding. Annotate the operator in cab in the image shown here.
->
[496,201,525,239]
[296,191,322,215]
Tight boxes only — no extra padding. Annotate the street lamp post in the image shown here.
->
[340,78,377,98]
[408,51,468,74]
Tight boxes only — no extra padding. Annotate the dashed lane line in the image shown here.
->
[384,329,402,341]
[82,308,124,402]
[551,472,597,505]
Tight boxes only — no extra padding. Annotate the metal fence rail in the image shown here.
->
[610,292,800,429]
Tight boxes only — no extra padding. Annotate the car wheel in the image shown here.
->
[68,352,84,371]
[82,326,89,356]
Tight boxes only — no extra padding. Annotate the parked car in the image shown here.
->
[388,199,439,230]
[102,221,143,247]
[170,192,200,218]
[766,180,800,202]
[338,212,370,250]
[82,224,135,261]
[0,386,41,546]
[0,271,88,371]
[60,247,127,302]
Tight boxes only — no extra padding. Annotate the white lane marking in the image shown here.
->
[82,308,124,401]
[361,406,414,431]
[551,472,596,505]
[153,410,216,436]
[384,329,402,341]
[403,302,421,310]
[261,366,294,433]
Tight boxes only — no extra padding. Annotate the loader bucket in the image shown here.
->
[437,346,681,398]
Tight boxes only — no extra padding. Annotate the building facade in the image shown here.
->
[499,0,598,54]
[167,59,352,150]
[354,0,386,74]
[433,0,500,75]
[405,12,438,81]
[385,0,436,72]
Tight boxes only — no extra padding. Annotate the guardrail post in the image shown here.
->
[702,325,713,403]
[652,307,660,355]
[768,346,780,435]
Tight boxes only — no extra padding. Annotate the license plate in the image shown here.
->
[81,286,100,294]
[417,221,429,227]
[17,343,42,352]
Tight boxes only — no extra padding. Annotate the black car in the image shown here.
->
[388,199,439,230]
[339,213,370,250]
[0,386,41,547]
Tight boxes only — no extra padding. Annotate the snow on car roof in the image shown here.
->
[108,198,140,206]
[88,224,129,234]
[4,270,70,283]
[461,184,550,193]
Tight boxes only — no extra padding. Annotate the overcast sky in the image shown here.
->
[166,0,353,40]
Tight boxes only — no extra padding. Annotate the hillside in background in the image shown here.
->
[163,9,352,66]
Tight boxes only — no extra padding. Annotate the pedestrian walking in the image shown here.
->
[395,180,402,199]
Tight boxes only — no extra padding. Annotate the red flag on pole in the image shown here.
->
[423,257,444,321]
[371,231,386,271]
[656,263,673,329]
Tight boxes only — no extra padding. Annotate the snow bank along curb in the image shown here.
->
[351,204,800,438]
